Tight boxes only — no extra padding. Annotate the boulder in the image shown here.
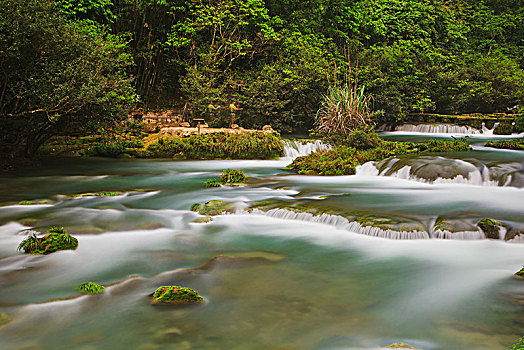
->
[150,286,204,305]
[477,218,506,239]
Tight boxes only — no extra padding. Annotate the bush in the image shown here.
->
[76,282,106,294]
[345,130,383,150]
[88,144,127,158]
[220,169,246,183]
[485,138,524,150]
[146,132,283,160]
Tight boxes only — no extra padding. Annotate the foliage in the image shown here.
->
[205,179,222,188]
[220,169,246,184]
[516,268,524,278]
[19,200,48,205]
[49,227,66,234]
[17,229,78,254]
[146,132,283,160]
[485,138,524,151]
[289,131,471,175]
[87,143,128,158]
[152,286,204,305]
[0,0,135,157]
[345,130,383,150]
[508,336,524,350]
[76,282,106,294]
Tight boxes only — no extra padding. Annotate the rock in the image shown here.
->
[150,286,204,305]
[76,282,106,294]
[154,327,183,340]
[505,229,524,241]
[477,218,506,239]
[190,200,237,216]
[385,343,417,349]
[515,267,524,279]
[262,125,273,132]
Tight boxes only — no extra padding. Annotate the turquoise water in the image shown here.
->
[1,138,523,349]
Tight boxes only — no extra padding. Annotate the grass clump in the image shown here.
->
[289,132,471,175]
[515,267,524,278]
[19,200,48,205]
[220,169,246,184]
[205,179,222,188]
[151,286,204,305]
[76,282,106,294]
[18,228,78,255]
[509,337,524,350]
[146,132,283,160]
[96,192,119,197]
[485,138,524,150]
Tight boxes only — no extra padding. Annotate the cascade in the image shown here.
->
[395,124,481,134]
[481,122,500,135]
[282,140,331,158]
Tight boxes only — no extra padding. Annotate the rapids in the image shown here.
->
[0,134,523,349]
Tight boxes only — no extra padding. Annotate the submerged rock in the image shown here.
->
[150,286,204,305]
[515,267,524,279]
[477,218,506,239]
[190,200,237,216]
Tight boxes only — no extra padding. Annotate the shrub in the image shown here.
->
[88,143,127,158]
[76,282,106,294]
[485,138,524,150]
[220,169,246,183]
[346,130,383,150]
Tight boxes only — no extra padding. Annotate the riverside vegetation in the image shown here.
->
[289,131,471,175]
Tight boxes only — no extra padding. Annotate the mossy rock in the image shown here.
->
[151,286,204,305]
[506,229,524,241]
[19,200,50,205]
[192,216,213,224]
[477,218,505,239]
[515,267,524,279]
[0,312,12,328]
[76,282,106,294]
[17,228,78,255]
[385,343,417,349]
[190,200,237,216]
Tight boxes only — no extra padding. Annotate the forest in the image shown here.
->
[1,0,523,156]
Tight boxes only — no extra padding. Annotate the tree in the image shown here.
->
[0,0,135,157]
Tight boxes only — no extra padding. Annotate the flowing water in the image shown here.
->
[1,134,523,350]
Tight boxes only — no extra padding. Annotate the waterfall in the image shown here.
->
[355,160,513,187]
[244,208,431,240]
[282,140,331,158]
[481,122,500,135]
[433,229,485,240]
[395,124,481,134]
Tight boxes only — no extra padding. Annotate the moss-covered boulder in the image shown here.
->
[515,267,524,279]
[190,200,237,216]
[17,227,78,255]
[477,218,505,239]
[151,286,204,305]
[76,282,106,294]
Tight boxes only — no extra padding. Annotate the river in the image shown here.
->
[0,132,523,349]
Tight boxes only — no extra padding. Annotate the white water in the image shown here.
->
[240,208,498,240]
[355,160,512,187]
[396,124,481,134]
[282,139,331,158]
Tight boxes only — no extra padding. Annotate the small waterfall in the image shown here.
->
[481,122,500,135]
[282,140,331,158]
[433,229,485,240]
[245,208,431,240]
[355,160,512,187]
[396,124,481,134]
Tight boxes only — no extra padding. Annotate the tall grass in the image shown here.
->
[315,61,372,138]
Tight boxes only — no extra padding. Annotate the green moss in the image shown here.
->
[0,312,11,328]
[17,229,78,255]
[485,138,524,150]
[96,192,120,197]
[18,200,49,205]
[220,169,246,183]
[190,200,237,216]
[151,286,204,305]
[76,282,106,294]
[289,133,471,176]
[478,218,504,239]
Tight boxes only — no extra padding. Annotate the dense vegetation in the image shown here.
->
[1,0,523,158]
[289,132,471,175]
[146,132,283,159]
[17,227,79,254]
[485,138,524,150]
